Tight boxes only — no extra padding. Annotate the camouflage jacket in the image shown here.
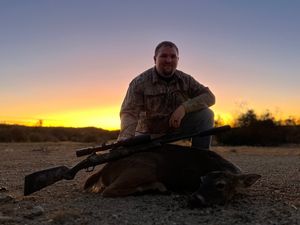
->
[118,67,215,139]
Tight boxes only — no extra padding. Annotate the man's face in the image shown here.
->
[154,46,179,77]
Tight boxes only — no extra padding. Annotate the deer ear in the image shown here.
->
[238,174,261,188]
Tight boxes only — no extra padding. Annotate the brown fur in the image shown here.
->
[84,144,242,197]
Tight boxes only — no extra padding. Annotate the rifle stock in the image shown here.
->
[24,141,162,195]
[24,125,231,196]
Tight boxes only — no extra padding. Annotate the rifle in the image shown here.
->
[76,125,230,157]
[76,134,152,157]
[24,125,231,196]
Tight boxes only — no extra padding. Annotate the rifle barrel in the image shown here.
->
[159,125,231,144]
[76,134,151,157]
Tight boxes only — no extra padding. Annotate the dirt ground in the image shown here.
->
[0,142,299,225]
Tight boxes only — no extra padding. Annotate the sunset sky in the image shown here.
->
[1,0,299,130]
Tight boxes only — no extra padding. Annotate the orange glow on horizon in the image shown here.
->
[41,106,121,130]
[0,106,121,130]
[214,111,235,126]
[1,108,299,130]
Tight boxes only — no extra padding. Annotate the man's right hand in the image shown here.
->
[169,105,186,128]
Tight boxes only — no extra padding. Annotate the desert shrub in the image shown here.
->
[28,132,44,142]
[215,109,300,146]
[216,126,287,146]
[11,126,28,142]
[49,127,69,141]
[0,129,13,142]
[0,124,119,143]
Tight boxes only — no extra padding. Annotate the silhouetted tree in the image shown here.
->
[257,111,276,127]
[284,117,296,126]
[236,109,257,127]
[36,119,43,127]
[214,115,225,127]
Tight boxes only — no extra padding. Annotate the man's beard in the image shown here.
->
[161,67,175,77]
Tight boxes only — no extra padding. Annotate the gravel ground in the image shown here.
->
[0,142,299,225]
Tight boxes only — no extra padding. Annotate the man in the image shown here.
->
[118,41,215,149]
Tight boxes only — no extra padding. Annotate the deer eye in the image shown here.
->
[215,182,226,190]
[200,177,205,184]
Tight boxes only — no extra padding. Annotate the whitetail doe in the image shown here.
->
[84,144,260,207]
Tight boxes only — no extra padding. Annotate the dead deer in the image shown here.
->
[84,144,260,207]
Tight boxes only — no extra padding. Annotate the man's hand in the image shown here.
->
[169,105,186,128]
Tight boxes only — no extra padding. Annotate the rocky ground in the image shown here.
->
[0,142,299,225]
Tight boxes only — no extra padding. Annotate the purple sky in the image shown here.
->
[1,0,299,128]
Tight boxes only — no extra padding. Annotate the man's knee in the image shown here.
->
[181,108,214,131]
[198,108,214,123]
[186,108,214,124]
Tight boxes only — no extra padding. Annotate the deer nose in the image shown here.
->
[188,193,208,208]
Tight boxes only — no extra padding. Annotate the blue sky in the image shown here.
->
[0,0,299,128]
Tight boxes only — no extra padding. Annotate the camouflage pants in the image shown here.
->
[179,108,214,149]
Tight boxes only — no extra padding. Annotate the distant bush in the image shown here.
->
[215,109,300,146]
[215,126,298,146]
[0,124,119,143]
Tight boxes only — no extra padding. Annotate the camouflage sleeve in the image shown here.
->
[118,80,144,140]
[181,76,216,113]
